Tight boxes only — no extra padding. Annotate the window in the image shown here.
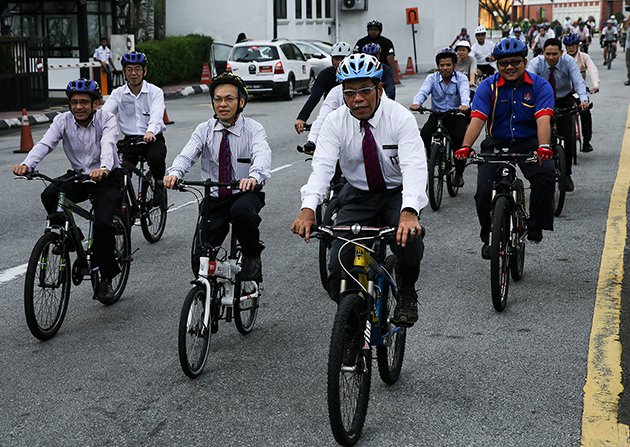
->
[295,0,302,19]
[325,0,331,18]
[275,0,287,19]
[231,45,280,62]
[306,0,312,19]
[316,0,322,18]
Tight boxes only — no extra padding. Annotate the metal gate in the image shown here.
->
[0,37,48,112]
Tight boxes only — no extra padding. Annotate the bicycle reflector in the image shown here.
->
[199,257,217,276]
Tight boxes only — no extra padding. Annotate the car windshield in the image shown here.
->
[231,45,280,62]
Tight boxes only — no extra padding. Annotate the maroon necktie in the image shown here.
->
[218,129,233,199]
[548,66,556,97]
[361,121,386,192]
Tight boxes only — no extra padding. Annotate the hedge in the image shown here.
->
[137,34,213,87]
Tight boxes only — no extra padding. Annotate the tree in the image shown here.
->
[479,0,512,28]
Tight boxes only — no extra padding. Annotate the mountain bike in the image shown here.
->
[177,179,262,379]
[19,172,132,341]
[313,224,416,445]
[470,151,535,312]
[117,136,168,243]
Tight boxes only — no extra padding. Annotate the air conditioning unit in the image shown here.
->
[341,0,368,11]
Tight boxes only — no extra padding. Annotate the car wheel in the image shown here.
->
[283,75,295,100]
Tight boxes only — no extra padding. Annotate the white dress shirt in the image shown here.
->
[93,46,111,62]
[22,110,119,173]
[301,97,428,213]
[103,81,166,136]
[308,84,344,144]
[167,115,271,196]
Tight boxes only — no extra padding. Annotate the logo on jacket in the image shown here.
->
[523,92,532,101]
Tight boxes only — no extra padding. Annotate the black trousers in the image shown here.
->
[199,191,265,257]
[555,94,577,175]
[120,133,167,180]
[420,113,468,176]
[327,183,424,301]
[41,169,123,279]
[477,64,495,77]
[474,138,555,243]
[574,97,592,144]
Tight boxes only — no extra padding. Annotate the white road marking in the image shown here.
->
[0,264,28,286]
[271,163,294,173]
[168,199,197,213]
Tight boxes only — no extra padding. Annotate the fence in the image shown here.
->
[0,37,48,112]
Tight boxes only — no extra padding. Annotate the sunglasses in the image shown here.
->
[497,58,525,68]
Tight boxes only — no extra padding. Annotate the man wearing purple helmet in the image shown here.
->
[354,20,400,83]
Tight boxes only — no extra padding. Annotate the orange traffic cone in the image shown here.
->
[163,108,174,125]
[405,57,415,75]
[394,59,403,79]
[14,108,34,154]
[200,63,211,85]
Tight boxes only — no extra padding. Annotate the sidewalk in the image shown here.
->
[0,82,210,132]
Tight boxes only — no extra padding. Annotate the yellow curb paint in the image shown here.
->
[581,104,630,446]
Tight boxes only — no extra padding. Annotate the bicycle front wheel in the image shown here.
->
[140,172,167,243]
[553,144,567,217]
[490,196,511,312]
[427,143,444,211]
[234,258,260,335]
[178,285,212,378]
[328,294,371,446]
[510,187,526,282]
[24,232,71,341]
[445,146,459,197]
[319,197,339,290]
[376,255,406,385]
[96,212,131,306]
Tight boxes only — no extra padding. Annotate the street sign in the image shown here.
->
[406,7,419,25]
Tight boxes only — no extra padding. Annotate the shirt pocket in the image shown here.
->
[380,145,401,179]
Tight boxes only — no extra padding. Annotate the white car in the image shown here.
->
[292,40,332,77]
[227,40,314,100]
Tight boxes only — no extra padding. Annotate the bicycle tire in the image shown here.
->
[575,113,582,154]
[24,232,71,341]
[376,255,407,385]
[427,143,444,211]
[490,196,511,312]
[95,213,131,306]
[328,293,371,446]
[510,184,526,282]
[318,197,339,290]
[140,171,167,244]
[234,253,260,334]
[445,145,459,197]
[607,53,612,70]
[570,113,578,166]
[553,144,567,217]
[178,285,212,378]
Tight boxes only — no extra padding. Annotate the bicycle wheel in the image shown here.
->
[319,197,339,290]
[490,196,511,312]
[575,113,582,154]
[178,285,212,378]
[140,171,167,243]
[445,146,459,197]
[427,143,444,211]
[607,51,612,70]
[569,113,578,166]
[510,185,526,282]
[553,144,567,217]
[234,255,260,334]
[24,232,71,341]
[376,255,406,385]
[328,294,371,446]
[94,213,131,306]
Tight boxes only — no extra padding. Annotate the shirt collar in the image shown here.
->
[212,114,244,136]
[122,80,148,95]
[496,70,534,87]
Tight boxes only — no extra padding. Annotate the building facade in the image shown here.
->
[512,0,626,28]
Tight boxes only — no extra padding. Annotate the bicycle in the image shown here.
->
[176,179,262,379]
[470,151,535,312]
[550,108,571,217]
[117,136,168,243]
[415,107,465,211]
[602,40,615,69]
[312,224,414,445]
[18,172,132,341]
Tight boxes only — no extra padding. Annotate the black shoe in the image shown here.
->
[625,80,630,86]
[392,288,418,327]
[527,228,543,243]
[240,256,262,281]
[582,142,593,153]
[453,174,464,188]
[481,242,491,260]
[153,184,166,207]
[96,278,114,300]
[565,175,575,192]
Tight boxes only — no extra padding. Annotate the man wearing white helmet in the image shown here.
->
[471,25,496,77]
[294,41,353,135]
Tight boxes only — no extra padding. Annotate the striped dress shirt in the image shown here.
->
[103,81,166,136]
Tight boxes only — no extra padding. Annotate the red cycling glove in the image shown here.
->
[455,146,474,159]
[535,145,553,161]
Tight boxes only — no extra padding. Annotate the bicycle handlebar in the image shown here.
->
[412,106,467,116]
[469,152,539,165]
[554,103,593,118]
[16,171,94,185]
[177,178,263,192]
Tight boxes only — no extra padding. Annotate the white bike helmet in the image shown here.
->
[331,41,352,57]
[475,25,487,35]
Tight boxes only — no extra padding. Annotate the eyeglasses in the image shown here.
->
[124,66,144,74]
[342,86,376,98]
[70,99,92,107]
[213,96,238,104]
[497,58,525,68]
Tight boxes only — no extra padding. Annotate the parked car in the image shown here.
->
[226,40,315,100]
[209,43,233,77]
[293,40,332,77]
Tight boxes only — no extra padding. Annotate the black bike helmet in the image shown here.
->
[367,20,383,31]
[209,73,249,114]
[121,51,148,67]
[492,37,528,59]
[65,78,101,100]
[435,47,457,65]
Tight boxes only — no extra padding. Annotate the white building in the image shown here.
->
[166,0,479,72]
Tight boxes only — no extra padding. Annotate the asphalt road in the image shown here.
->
[0,46,629,446]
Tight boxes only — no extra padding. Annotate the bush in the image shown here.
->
[137,34,213,87]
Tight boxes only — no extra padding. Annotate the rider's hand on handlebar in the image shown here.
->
[303,141,316,155]
[294,119,306,134]
[143,131,156,143]
[90,167,109,182]
[579,101,591,111]
[591,86,599,94]
[290,208,316,242]
[239,176,258,192]
[163,175,179,189]
[12,164,29,176]
[409,103,421,111]
[397,209,422,248]
[459,105,470,112]
[454,146,474,159]
[534,145,554,161]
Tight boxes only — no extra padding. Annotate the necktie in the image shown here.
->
[361,120,386,192]
[218,129,232,199]
[548,66,556,97]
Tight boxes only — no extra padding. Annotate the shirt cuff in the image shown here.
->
[301,196,320,212]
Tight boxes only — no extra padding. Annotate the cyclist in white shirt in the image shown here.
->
[93,37,115,91]
[600,20,619,62]
[471,25,496,77]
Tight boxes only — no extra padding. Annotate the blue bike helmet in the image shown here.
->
[65,78,101,100]
[435,47,457,65]
[562,33,581,46]
[121,51,148,67]
[492,37,528,59]
[361,43,381,56]
[336,53,383,82]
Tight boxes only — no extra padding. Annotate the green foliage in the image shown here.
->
[137,34,213,86]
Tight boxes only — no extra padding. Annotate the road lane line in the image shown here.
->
[0,264,28,286]
[168,199,197,213]
[581,104,630,445]
[271,163,294,173]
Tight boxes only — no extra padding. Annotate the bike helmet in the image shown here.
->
[435,47,457,65]
[331,41,352,57]
[66,78,101,100]
[513,26,522,33]
[474,25,487,35]
[367,20,383,31]
[454,40,471,50]
[361,43,381,56]
[562,33,581,46]
[336,53,382,82]
[121,51,148,67]
[492,37,528,59]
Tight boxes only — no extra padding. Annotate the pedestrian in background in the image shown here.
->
[236,32,248,43]
[93,37,114,92]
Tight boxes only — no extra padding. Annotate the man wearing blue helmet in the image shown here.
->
[103,51,167,204]
[455,38,556,259]
[13,79,122,300]
[292,54,428,326]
